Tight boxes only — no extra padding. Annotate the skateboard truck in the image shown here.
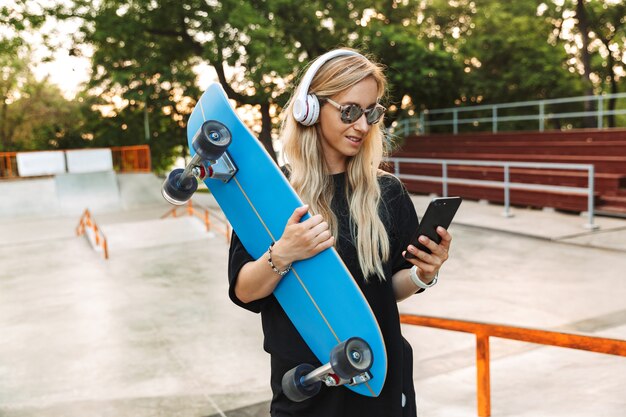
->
[282,337,373,402]
[162,120,237,205]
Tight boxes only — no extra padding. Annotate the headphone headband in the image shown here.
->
[292,49,365,126]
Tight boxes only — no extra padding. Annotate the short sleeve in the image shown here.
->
[228,230,270,313]
[384,176,419,276]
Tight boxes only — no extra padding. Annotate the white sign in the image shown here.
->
[16,151,66,177]
[66,149,113,173]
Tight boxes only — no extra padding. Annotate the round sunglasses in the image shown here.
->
[323,98,386,125]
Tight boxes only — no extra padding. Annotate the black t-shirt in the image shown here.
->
[228,172,420,417]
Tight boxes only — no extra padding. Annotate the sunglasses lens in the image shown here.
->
[366,106,385,124]
[341,104,364,123]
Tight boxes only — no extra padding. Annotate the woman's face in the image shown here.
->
[318,76,379,174]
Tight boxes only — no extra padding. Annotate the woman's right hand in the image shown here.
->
[270,205,335,269]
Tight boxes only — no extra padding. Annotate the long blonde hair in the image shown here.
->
[280,50,390,281]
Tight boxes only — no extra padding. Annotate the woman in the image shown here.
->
[228,49,452,417]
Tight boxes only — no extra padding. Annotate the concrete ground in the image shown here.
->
[1,175,625,417]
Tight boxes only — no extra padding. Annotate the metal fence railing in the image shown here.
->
[385,157,597,229]
[392,92,626,136]
[400,314,626,417]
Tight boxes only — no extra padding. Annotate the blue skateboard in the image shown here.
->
[162,83,387,401]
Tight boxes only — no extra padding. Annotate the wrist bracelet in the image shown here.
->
[409,265,438,290]
[268,242,292,277]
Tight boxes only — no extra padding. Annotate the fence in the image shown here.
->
[0,145,151,179]
[111,145,152,173]
[385,157,597,229]
[400,314,626,417]
[393,92,626,136]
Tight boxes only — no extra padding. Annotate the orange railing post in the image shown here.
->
[476,333,491,417]
[400,314,626,416]
[0,152,17,178]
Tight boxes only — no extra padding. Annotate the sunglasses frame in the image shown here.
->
[323,98,386,125]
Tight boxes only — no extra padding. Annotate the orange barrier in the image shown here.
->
[161,200,231,243]
[0,146,151,179]
[76,209,109,260]
[399,314,626,417]
[111,145,152,172]
[0,152,17,178]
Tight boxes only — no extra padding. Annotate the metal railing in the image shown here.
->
[385,157,597,229]
[161,200,231,243]
[400,314,626,417]
[392,92,626,136]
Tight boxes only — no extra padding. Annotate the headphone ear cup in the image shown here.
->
[301,94,320,126]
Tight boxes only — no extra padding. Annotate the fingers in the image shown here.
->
[402,245,436,275]
[286,204,309,226]
[402,252,438,276]
[404,229,453,273]
[416,228,452,258]
[314,233,335,252]
[306,217,333,253]
[436,226,452,249]
[280,209,334,262]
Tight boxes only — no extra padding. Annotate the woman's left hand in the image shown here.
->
[403,226,452,284]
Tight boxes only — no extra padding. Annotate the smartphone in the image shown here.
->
[405,196,462,258]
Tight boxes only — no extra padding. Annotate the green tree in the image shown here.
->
[586,0,625,127]
[409,0,586,131]
[49,0,462,162]
[0,39,91,152]
[357,1,463,118]
[545,0,626,127]
[460,1,583,104]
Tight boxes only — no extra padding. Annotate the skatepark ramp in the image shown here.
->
[0,171,165,218]
[76,215,218,258]
[100,216,215,254]
[400,314,626,417]
[77,200,231,259]
[161,200,231,243]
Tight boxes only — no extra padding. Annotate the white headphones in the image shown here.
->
[292,49,365,126]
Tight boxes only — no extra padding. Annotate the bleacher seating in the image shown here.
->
[391,129,626,215]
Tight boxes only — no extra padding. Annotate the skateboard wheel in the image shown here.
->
[330,337,373,380]
[161,168,198,205]
[282,363,321,402]
[192,120,232,161]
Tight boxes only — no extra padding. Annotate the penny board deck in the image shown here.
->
[188,83,387,396]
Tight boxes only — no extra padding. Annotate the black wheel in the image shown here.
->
[281,363,321,402]
[192,120,232,161]
[330,337,373,380]
[161,168,198,205]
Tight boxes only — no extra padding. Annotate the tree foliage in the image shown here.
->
[3,0,624,163]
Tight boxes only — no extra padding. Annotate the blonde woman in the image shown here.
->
[228,49,452,417]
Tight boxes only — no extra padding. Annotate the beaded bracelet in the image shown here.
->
[268,242,292,276]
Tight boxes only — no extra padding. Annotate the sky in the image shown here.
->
[27,10,219,99]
